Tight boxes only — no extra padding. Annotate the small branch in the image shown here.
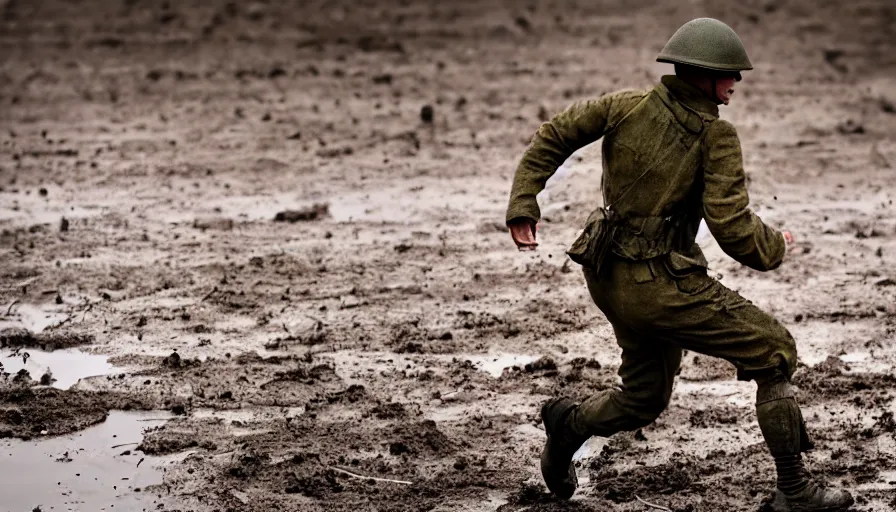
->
[326,466,412,485]
[636,496,672,512]
[201,287,219,301]
[5,299,19,316]
[112,442,140,449]
[80,303,94,323]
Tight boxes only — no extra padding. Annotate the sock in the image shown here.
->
[774,453,810,496]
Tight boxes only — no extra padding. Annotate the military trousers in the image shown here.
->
[571,255,798,437]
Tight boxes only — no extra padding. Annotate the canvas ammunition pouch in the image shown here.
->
[566,207,618,270]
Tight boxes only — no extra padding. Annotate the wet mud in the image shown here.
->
[1,0,895,510]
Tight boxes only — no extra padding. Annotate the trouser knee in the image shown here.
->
[615,389,671,429]
[575,388,670,437]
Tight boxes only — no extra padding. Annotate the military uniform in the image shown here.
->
[507,18,854,511]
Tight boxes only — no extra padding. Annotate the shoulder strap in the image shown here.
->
[605,92,713,213]
[600,92,653,210]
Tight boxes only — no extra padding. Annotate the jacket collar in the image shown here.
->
[659,75,720,119]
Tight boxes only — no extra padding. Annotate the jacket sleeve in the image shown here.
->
[701,119,786,271]
[505,96,615,224]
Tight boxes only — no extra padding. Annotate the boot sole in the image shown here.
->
[772,506,854,512]
[770,496,855,512]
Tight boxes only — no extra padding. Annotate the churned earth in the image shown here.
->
[1,0,895,511]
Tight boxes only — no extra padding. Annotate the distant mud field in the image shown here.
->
[1,0,895,510]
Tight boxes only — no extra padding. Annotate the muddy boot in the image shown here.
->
[769,478,855,511]
[756,378,855,512]
[540,397,589,499]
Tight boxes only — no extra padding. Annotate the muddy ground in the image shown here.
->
[1,0,895,510]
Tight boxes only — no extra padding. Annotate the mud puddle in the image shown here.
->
[2,348,117,389]
[0,411,172,511]
[463,354,539,378]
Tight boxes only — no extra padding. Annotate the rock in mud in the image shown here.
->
[420,105,434,123]
[523,356,557,374]
[274,203,330,222]
[193,217,234,231]
[836,119,865,135]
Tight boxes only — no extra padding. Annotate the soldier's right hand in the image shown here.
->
[508,218,538,251]
[782,230,803,257]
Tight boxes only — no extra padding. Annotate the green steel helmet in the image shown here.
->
[657,18,753,75]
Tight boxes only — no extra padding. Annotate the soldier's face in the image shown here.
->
[715,77,737,105]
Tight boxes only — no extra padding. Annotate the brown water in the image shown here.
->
[0,411,171,512]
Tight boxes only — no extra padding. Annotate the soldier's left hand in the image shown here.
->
[508,218,538,251]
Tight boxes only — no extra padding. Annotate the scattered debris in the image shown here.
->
[636,495,673,512]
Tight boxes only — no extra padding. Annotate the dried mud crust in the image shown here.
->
[0,385,154,439]
[794,356,896,404]
[0,327,94,351]
[1,0,896,510]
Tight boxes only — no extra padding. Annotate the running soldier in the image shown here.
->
[505,18,854,512]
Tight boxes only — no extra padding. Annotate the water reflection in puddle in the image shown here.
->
[2,349,117,390]
[0,411,171,511]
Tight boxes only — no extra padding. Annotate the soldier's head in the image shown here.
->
[657,18,752,106]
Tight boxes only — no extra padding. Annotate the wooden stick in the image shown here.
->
[326,466,412,485]
[112,442,139,449]
[635,496,673,512]
[5,299,18,316]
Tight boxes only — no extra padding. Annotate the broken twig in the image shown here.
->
[635,496,673,512]
[327,466,412,485]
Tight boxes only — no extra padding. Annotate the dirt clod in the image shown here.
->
[420,105,434,123]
